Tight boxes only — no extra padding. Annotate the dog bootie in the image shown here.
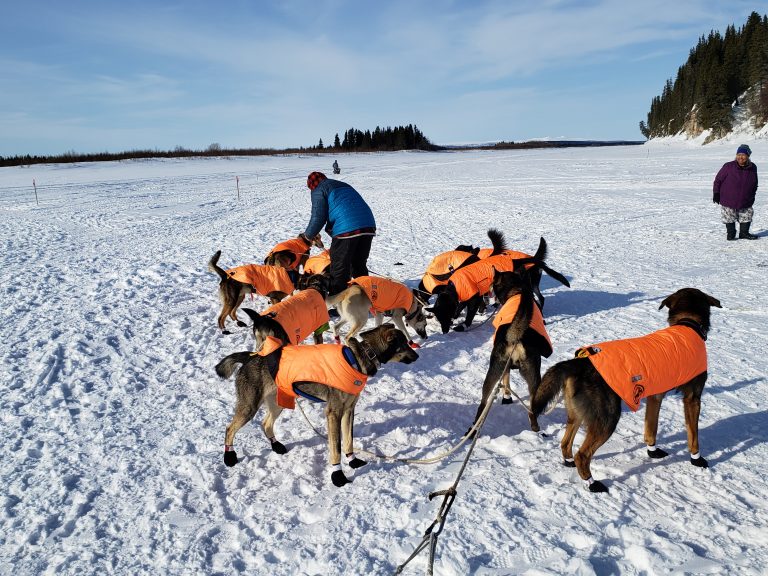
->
[331,468,351,487]
[739,221,758,240]
[726,222,737,241]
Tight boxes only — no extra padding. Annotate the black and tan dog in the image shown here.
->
[208,250,295,333]
[530,287,721,493]
[215,324,419,487]
[469,267,554,435]
[264,235,324,271]
[429,235,569,333]
[242,274,331,349]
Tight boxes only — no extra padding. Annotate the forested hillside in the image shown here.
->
[641,11,768,141]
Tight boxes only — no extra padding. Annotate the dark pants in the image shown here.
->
[328,234,374,296]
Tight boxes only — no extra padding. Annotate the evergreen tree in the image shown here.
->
[643,13,768,138]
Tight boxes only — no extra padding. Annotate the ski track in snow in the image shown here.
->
[1,145,767,575]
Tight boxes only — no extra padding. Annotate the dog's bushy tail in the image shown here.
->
[488,228,507,256]
[521,237,571,288]
[215,352,253,379]
[208,250,229,282]
[530,362,568,417]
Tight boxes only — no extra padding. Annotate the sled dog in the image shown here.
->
[530,288,721,493]
[215,324,419,487]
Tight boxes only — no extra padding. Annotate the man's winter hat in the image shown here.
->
[737,144,752,156]
[307,171,327,190]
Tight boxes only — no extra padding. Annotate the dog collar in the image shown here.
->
[357,340,380,369]
[676,319,708,341]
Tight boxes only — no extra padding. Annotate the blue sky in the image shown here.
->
[0,1,761,156]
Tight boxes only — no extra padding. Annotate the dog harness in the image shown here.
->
[492,294,552,357]
[422,250,478,293]
[576,325,707,412]
[269,344,368,409]
[449,254,518,302]
[266,238,311,271]
[351,276,413,313]
[261,289,330,345]
[303,249,331,275]
[225,264,294,296]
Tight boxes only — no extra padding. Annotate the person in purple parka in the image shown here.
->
[713,144,758,240]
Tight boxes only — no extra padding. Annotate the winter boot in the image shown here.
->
[726,222,737,241]
[739,221,758,240]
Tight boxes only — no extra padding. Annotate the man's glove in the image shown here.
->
[298,233,311,245]
[713,192,720,204]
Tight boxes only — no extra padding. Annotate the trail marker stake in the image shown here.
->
[33,179,39,205]
[236,176,240,201]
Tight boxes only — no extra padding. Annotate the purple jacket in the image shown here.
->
[713,160,758,210]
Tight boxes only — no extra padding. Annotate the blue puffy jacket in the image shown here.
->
[304,179,376,238]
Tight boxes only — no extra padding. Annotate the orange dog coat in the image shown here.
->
[225,264,294,296]
[303,249,331,275]
[271,344,368,409]
[578,325,707,411]
[449,254,517,301]
[262,289,330,345]
[351,276,413,312]
[266,238,311,270]
[492,294,552,356]
[422,250,477,293]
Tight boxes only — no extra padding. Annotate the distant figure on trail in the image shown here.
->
[300,172,376,297]
[713,144,758,240]
[332,160,340,174]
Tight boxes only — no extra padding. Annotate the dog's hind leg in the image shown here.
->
[560,410,582,468]
[342,318,367,346]
[574,416,620,493]
[470,342,510,432]
[261,393,287,454]
[233,291,247,327]
[500,370,513,404]
[644,393,669,459]
[520,355,543,432]
[224,400,260,467]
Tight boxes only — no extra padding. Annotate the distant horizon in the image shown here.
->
[1,1,761,157]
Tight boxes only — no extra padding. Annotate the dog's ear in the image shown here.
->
[705,293,722,308]
[658,293,677,310]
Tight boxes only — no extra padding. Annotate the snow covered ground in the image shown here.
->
[1,141,766,575]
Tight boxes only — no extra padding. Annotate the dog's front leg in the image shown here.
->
[390,310,412,342]
[454,297,480,331]
[681,374,708,468]
[326,405,351,487]
[341,402,367,470]
[644,394,668,459]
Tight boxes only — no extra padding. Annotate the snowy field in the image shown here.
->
[1,141,767,575]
